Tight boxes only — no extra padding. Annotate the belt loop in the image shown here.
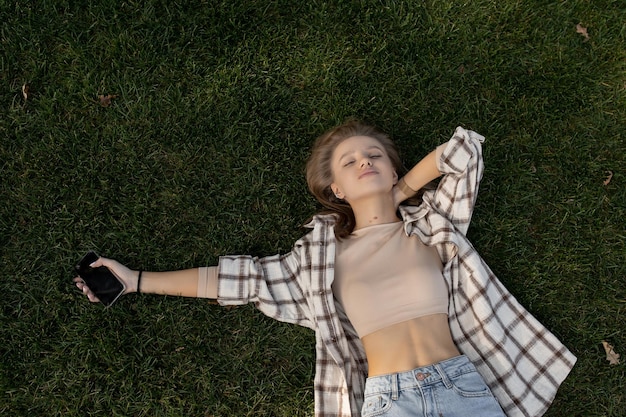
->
[391,373,399,400]
[434,363,453,389]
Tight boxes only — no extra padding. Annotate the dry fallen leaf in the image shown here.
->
[98,94,118,107]
[603,171,613,186]
[576,23,589,41]
[602,341,620,365]
[22,84,30,101]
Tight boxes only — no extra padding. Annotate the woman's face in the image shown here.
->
[330,136,398,204]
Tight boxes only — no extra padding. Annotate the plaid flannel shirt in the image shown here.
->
[217,127,576,417]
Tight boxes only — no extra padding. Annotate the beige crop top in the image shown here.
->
[332,221,448,338]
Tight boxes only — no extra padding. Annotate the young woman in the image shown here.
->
[75,120,576,417]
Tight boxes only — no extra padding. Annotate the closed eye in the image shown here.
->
[343,160,355,167]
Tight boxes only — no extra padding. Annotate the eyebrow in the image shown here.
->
[338,145,384,162]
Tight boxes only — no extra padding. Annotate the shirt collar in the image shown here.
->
[398,204,428,235]
[304,213,339,229]
[305,205,428,232]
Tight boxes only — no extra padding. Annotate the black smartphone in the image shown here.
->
[75,251,126,307]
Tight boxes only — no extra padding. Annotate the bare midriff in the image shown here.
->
[362,314,460,377]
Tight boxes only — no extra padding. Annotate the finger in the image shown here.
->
[75,278,91,294]
[72,277,100,303]
[92,257,120,271]
[80,285,100,303]
[74,279,86,292]
[88,257,105,268]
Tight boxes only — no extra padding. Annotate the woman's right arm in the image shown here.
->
[73,257,218,303]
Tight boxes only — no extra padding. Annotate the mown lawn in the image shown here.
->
[1,0,624,415]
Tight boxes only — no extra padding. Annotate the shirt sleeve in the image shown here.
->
[197,266,218,299]
[426,126,485,235]
[216,241,316,330]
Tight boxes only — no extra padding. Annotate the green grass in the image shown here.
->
[1,0,624,415]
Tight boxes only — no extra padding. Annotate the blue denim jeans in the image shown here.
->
[361,355,506,417]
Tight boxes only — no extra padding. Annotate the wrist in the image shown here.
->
[124,270,142,294]
[397,177,417,197]
[135,270,143,294]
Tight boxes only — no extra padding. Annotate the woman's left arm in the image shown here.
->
[393,143,447,206]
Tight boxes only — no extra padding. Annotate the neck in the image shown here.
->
[350,194,401,230]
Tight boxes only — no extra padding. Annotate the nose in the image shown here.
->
[360,158,373,168]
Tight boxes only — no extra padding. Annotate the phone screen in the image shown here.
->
[75,251,125,306]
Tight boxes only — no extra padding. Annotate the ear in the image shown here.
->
[392,170,398,185]
[330,183,344,199]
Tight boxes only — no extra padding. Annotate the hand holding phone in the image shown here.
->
[75,251,126,306]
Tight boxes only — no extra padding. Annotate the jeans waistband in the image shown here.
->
[364,355,477,396]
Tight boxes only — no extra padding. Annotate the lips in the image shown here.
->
[358,169,378,179]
